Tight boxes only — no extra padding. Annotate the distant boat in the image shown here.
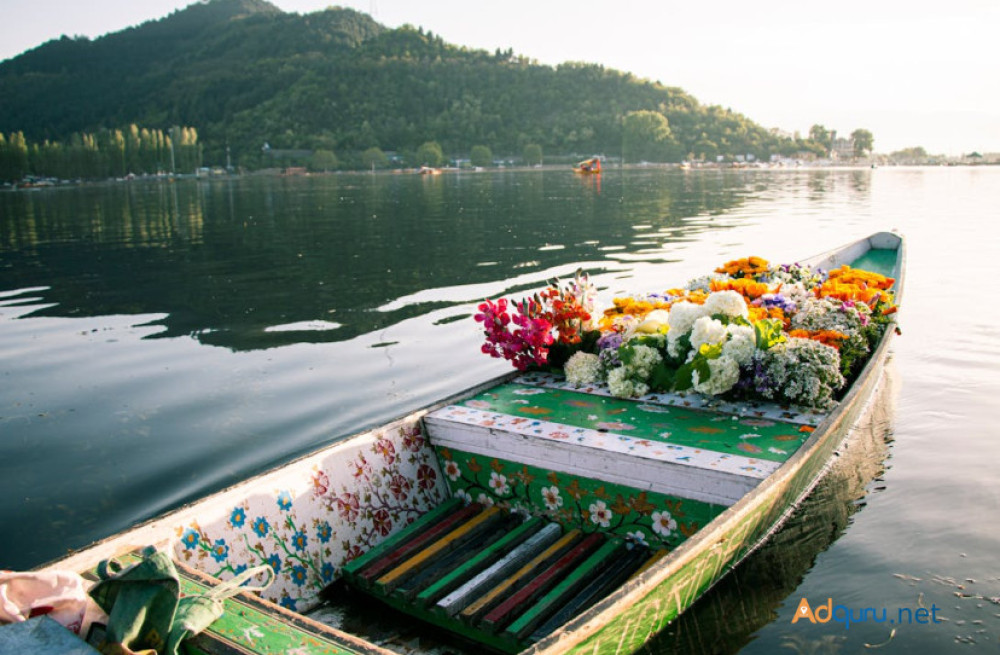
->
[418,166,442,175]
[573,157,601,174]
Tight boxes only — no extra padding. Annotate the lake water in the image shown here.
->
[2,166,998,653]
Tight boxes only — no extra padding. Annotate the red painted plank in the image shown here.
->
[480,532,604,631]
[359,503,483,582]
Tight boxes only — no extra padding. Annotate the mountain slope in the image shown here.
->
[0,0,801,167]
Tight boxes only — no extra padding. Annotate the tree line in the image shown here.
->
[0,125,202,182]
[0,1,874,179]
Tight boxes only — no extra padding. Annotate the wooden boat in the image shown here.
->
[573,157,601,174]
[33,232,903,655]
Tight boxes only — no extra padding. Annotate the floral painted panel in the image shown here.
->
[451,382,813,462]
[172,419,449,613]
[436,446,726,552]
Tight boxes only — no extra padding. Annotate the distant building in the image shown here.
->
[829,130,856,161]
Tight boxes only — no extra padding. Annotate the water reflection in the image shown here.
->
[0,170,823,351]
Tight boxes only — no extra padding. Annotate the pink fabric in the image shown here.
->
[0,570,88,634]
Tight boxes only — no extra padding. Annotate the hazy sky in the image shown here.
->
[2,0,998,155]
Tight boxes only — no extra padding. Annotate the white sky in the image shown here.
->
[1,0,998,155]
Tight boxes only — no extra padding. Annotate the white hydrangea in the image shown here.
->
[722,324,756,366]
[564,351,601,386]
[702,290,750,320]
[607,366,649,398]
[693,355,741,395]
[666,301,706,336]
[628,344,662,377]
[689,316,727,352]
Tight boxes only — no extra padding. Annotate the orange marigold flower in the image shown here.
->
[788,329,849,350]
[715,256,769,279]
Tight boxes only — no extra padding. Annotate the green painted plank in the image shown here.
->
[397,514,521,602]
[341,496,463,577]
[437,523,562,617]
[460,530,581,622]
[849,248,898,277]
[454,383,810,462]
[527,546,649,644]
[416,516,545,607]
[480,532,605,632]
[375,506,504,592]
[503,537,625,641]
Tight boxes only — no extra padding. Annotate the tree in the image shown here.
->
[808,125,831,153]
[851,129,873,157]
[470,145,493,167]
[309,149,339,172]
[415,141,444,167]
[622,110,675,163]
[522,143,542,166]
[361,147,388,170]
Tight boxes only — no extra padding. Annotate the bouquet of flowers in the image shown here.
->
[475,257,897,410]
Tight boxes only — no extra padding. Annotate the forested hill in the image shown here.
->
[0,0,818,169]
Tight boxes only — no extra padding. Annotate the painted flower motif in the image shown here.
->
[374,438,396,465]
[389,473,412,501]
[476,493,495,507]
[315,521,332,543]
[311,470,329,495]
[279,595,297,611]
[181,528,199,550]
[335,493,360,522]
[229,507,246,529]
[373,509,393,536]
[512,388,547,395]
[267,553,282,574]
[466,399,492,410]
[344,544,364,562]
[455,488,473,504]
[252,517,270,538]
[626,530,650,548]
[549,431,570,440]
[276,490,293,511]
[590,500,613,527]
[321,562,335,583]
[417,463,438,490]
[489,472,510,496]
[651,510,678,537]
[541,486,563,511]
[401,427,425,452]
[444,460,461,481]
[291,530,308,552]
[595,421,635,431]
[290,565,308,587]
[210,538,229,563]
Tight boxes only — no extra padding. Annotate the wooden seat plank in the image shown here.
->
[458,530,582,622]
[502,537,626,641]
[436,522,562,617]
[480,532,605,631]
[415,516,545,607]
[375,506,503,592]
[356,502,483,583]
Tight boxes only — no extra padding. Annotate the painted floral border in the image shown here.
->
[173,420,449,612]
[436,446,725,552]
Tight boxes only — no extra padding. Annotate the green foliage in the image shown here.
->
[415,141,444,167]
[361,147,388,169]
[754,318,786,350]
[522,143,542,166]
[0,0,823,171]
[308,149,338,171]
[470,145,493,167]
[0,124,201,181]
